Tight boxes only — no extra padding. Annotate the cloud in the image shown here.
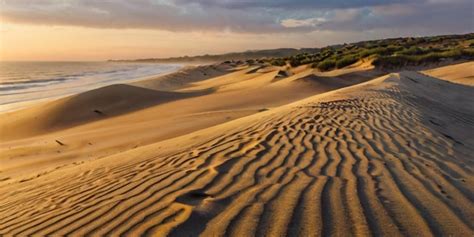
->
[0,0,472,35]
[174,0,416,10]
[281,17,326,28]
[279,0,473,34]
[0,0,285,32]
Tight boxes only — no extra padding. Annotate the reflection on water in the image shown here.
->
[0,61,181,112]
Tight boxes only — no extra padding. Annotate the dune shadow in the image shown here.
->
[42,84,212,130]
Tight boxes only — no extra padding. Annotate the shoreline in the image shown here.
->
[0,63,185,113]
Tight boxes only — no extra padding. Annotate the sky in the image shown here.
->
[0,0,473,61]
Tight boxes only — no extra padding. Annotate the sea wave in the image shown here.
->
[0,62,181,111]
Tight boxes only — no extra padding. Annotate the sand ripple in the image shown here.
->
[0,72,473,236]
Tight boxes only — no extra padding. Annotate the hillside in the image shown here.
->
[110,48,320,64]
[265,33,474,71]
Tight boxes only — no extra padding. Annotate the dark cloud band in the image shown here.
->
[0,0,472,35]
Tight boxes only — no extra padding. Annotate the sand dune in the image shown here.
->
[0,84,208,140]
[423,61,474,86]
[0,62,472,236]
[133,64,232,91]
[0,63,378,177]
[0,64,232,141]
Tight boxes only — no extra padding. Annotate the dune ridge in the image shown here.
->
[133,64,231,91]
[0,84,210,140]
[0,67,472,236]
[0,63,383,177]
[423,61,474,86]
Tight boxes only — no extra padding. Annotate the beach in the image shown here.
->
[1,0,473,235]
[0,62,181,112]
[0,60,472,236]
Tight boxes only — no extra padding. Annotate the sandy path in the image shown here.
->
[0,69,472,236]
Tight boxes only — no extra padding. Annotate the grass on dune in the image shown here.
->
[266,33,474,71]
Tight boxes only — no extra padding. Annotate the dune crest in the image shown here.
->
[0,84,208,140]
[423,61,474,86]
[0,67,472,236]
[0,62,382,177]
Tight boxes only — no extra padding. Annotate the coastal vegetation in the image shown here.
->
[266,33,474,71]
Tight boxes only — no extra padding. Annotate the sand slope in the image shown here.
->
[0,67,472,236]
[0,84,208,140]
[0,64,379,177]
[133,64,231,91]
[423,61,474,86]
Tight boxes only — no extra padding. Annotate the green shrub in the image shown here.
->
[300,57,317,65]
[270,58,286,66]
[372,55,409,68]
[288,54,318,67]
[461,48,474,57]
[372,48,472,68]
[438,49,462,58]
[289,58,301,67]
[386,45,404,53]
[267,34,473,72]
[336,55,358,68]
[358,47,392,58]
[396,46,426,55]
[316,59,336,71]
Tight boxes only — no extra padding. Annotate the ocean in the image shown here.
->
[0,62,181,112]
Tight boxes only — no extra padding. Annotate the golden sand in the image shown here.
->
[0,62,473,236]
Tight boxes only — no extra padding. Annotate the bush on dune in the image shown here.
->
[263,33,474,71]
[396,46,427,55]
[372,48,473,68]
[357,46,401,58]
[336,55,358,68]
[461,48,474,57]
[270,58,286,66]
[315,59,336,71]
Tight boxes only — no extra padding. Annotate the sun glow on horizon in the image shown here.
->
[0,23,326,62]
